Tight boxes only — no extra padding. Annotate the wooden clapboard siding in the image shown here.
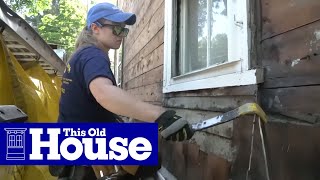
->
[260,0,320,121]
[259,0,320,179]
[123,65,163,90]
[123,2,164,68]
[261,86,320,124]
[119,0,164,105]
[123,0,164,56]
[123,28,164,83]
[124,43,164,84]
[126,82,163,103]
[260,0,320,82]
[261,21,320,78]
[262,75,320,88]
[261,0,320,39]
[117,0,136,12]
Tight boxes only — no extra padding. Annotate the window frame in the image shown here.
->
[114,43,124,88]
[163,0,263,93]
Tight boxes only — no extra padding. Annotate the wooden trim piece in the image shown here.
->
[163,96,255,112]
[163,69,264,93]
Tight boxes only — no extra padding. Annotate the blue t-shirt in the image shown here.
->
[58,45,117,123]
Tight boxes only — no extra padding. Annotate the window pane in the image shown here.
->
[209,0,228,65]
[178,0,228,75]
[181,0,207,74]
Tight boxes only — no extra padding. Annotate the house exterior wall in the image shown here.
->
[118,0,320,179]
[118,0,259,179]
[258,0,320,179]
[119,0,164,106]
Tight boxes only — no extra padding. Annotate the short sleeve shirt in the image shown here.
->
[58,45,117,123]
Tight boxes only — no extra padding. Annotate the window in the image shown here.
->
[16,135,23,147]
[163,0,263,93]
[8,135,15,147]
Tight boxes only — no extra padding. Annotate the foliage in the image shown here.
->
[38,0,87,54]
[4,0,51,16]
[5,0,87,55]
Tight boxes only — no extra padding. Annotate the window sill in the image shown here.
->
[163,68,264,93]
[172,60,242,83]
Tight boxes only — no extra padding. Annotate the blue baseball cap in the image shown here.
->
[86,2,136,29]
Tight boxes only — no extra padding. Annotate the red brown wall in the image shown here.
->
[259,0,320,179]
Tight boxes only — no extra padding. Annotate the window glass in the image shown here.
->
[178,0,228,75]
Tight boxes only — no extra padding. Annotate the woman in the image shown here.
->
[54,2,193,180]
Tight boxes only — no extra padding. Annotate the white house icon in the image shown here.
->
[4,128,27,160]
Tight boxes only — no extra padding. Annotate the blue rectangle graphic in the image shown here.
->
[0,123,158,165]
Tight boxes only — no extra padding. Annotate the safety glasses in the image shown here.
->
[97,22,129,37]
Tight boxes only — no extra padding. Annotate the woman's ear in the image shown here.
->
[90,23,100,34]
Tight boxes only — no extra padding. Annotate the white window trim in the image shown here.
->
[163,0,263,93]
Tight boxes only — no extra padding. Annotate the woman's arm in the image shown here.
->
[89,77,165,122]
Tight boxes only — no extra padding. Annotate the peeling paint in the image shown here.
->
[274,95,283,108]
[314,30,320,40]
[291,59,300,67]
[274,96,280,104]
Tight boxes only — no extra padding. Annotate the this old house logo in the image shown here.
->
[4,128,27,160]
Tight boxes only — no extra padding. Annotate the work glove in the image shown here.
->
[155,110,194,141]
